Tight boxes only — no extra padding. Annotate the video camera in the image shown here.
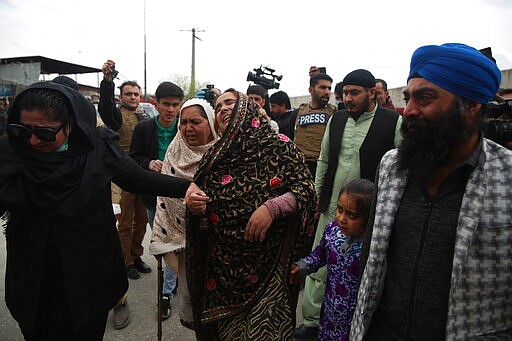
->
[195,84,218,107]
[247,66,283,90]
[203,84,217,106]
[482,98,512,145]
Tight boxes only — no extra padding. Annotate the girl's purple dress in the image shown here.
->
[301,220,362,341]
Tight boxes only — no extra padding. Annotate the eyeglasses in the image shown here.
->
[8,121,67,142]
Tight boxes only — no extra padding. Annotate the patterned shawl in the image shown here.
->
[150,99,218,257]
[186,92,317,326]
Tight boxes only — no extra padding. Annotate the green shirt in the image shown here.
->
[155,116,178,161]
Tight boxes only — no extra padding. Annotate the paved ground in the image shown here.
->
[0,223,304,340]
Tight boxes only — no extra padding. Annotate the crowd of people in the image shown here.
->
[0,42,511,341]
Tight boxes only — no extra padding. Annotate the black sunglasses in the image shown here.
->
[8,121,68,142]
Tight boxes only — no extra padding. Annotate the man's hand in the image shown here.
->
[245,205,273,242]
[309,66,320,77]
[102,60,116,82]
[258,108,271,121]
[184,182,209,215]
[149,160,163,173]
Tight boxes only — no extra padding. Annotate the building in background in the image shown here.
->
[0,55,102,100]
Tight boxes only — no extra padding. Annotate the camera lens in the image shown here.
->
[483,119,512,145]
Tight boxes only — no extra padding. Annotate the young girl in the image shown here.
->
[291,178,374,341]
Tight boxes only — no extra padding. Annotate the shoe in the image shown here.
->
[113,301,130,329]
[161,294,171,320]
[293,324,318,339]
[134,257,152,273]
[126,264,140,279]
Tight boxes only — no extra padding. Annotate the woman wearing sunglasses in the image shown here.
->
[0,80,203,340]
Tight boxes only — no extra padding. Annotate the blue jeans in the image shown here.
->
[147,207,177,297]
[162,266,177,296]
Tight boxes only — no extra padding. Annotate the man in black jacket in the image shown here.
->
[130,81,184,319]
[269,90,296,138]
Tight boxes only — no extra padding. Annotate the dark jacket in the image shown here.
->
[130,117,159,171]
[97,79,122,131]
[0,82,190,334]
[274,109,297,139]
[130,117,178,209]
[2,142,189,332]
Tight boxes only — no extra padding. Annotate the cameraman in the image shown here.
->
[246,84,271,114]
[247,84,279,133]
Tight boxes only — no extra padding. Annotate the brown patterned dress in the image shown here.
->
[187,92,317,340]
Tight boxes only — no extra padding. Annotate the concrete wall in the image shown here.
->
[0,63,41,86]
[500,68,512,91]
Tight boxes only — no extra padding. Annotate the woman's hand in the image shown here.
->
[184,182,209,215]
[245,205,273,242]
[149,159,163,173]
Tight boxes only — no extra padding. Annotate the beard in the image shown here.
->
[353,95,371,117]
[397,98,475,181]
[313,92,329,107]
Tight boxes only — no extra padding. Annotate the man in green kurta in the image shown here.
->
[295,69,402,339]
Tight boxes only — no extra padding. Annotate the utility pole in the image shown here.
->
[143,0,147,100]
[181,28,204,96]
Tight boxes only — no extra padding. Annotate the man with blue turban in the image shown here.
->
[351,43,512,340]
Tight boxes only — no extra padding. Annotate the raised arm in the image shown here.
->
[97,60,122,131]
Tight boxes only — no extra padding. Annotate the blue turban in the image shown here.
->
[408,43,501,103]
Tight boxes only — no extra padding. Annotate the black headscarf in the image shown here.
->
[0,81,123,217]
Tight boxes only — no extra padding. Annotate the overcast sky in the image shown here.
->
[1,0,511,97]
